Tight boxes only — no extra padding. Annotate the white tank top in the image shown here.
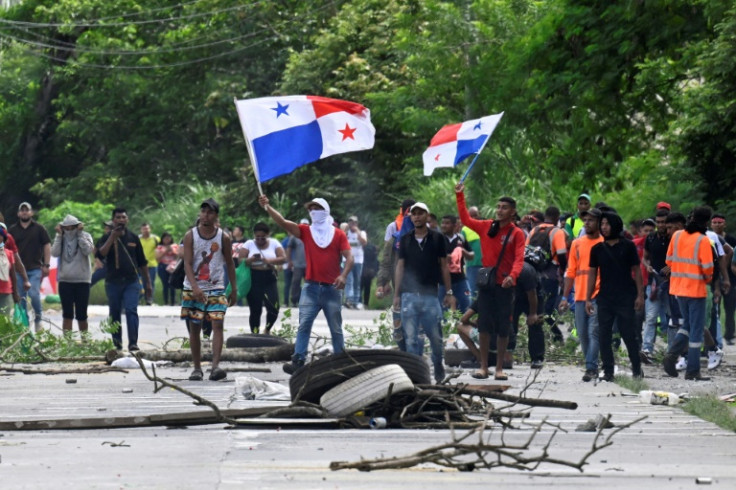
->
[183,228,225,291]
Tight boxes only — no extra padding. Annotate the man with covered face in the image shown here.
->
[259,195,353,374]
[586,211,645,381]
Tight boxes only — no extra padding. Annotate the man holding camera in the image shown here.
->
[96,208,152,351]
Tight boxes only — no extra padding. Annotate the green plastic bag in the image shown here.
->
[13,303,29,328]
[225,262,251,300]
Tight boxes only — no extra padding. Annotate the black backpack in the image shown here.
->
[524,225,554,271]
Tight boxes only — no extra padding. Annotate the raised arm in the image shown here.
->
[258,194,300,238]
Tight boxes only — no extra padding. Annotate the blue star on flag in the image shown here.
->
[271,102,289,118]
[473,121,482,130]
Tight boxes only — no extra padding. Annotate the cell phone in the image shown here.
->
[252,253,262,259]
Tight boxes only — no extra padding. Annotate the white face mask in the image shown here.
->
[310,210,329,224]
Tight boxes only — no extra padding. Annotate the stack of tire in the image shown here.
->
[289,349,431,417]
[225,334,289,349]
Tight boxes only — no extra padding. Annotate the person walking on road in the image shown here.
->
[259,195,353,374]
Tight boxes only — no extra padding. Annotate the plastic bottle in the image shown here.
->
[639,390,680,405]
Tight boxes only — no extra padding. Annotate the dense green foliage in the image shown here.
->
[1,0,734,241]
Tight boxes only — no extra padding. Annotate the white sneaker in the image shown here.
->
[356,303,365,310]
[707,349,724,370]
[675,356,687,371]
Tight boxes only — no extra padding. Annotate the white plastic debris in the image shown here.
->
[639,390,681,406]
[111,356,157,369]
[235,375,291,401]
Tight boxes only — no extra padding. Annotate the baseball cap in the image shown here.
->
[580,208,602,219]
[103,220,114,228]
[577,193,592,202]
[200,198,220,214]
[642,218,656,227]
[18,202,32,211]
[304,198,330,215]
[410,202,430,214]
[656,201,671,211]
[348,215,358,222]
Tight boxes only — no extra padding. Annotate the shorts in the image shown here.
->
[181,289,228,323]
[476,284,514,337]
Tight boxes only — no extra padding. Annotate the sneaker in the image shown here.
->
[726,338,735,346]
[639,350,653,365]
[128,344,140,352]
[530,360,544,370]
[582,369,597,382]
[434,365,446,384]
[356,303,365,310]
[684,371,710,381]
[188,368,203,381]
[675,356,687,371]
[208,367,227,381]
[34,321,43,333]
[632,368,644,379]
[283,357,305,375]
[601,372,614,382]
[663,353,679,377]
[707,349,724,370]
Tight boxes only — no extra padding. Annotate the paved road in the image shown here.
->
[1,306,735,489]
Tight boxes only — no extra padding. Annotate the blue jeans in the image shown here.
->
[294,282,344,361]
[401,293,444,379]
[574,299,599,371]
[671,296,706,375]
[344,263,363,305]
[106,280,141,349]
[643,284,669,352]
[17,268,42,325]
[438,279,471,313]
[283,268,293,306]
[466,266,481,300]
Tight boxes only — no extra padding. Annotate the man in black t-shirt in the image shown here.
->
[641,208,671,354]
[393,203,455,383]
[586,212,645,381]
[710,213,736,344]
[439,215,474,313]
[96,207,152,351]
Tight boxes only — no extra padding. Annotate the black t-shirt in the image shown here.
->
[398,229,447,296]
[514,262,543,315]
[589,239,640,300]
[644,231,670,274]
[96,230,148,284]
[8,221,51,271]
[444,233,472,283]
[724,234,736,282]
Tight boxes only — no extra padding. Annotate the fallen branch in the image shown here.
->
[416,384,578,410]
[0,330,32,361]
[139,343,293,363]
[0,364,128,375]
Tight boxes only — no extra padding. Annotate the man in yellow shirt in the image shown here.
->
[139,223,159,305]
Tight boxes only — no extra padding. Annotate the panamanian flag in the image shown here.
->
[422,112,504,176]
[234,95,375,182]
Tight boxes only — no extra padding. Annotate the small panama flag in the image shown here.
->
[422,112,504,176]
[234,95,375,183]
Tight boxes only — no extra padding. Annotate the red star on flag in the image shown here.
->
[338,123,356,141]
[434,153,441,161]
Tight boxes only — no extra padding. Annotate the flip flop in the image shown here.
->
[494,373,508,381]
[471,371,489,379]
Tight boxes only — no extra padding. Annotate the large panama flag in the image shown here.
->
[235,95,375,183]
[422,112,504,176]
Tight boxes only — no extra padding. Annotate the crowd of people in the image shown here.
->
[1,188,733,384]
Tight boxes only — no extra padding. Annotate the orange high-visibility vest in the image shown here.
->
[565,234,603,301]
[666,230,713,298]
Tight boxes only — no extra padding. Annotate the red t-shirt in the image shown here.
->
[4,233,18,254]
[0,248,15,294]
[298,224,350,284]
[632,235,649,285]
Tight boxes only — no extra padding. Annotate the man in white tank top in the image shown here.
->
[182,198,237,381]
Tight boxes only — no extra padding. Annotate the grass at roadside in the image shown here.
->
[614,374,649,394]
[681,396,736,432]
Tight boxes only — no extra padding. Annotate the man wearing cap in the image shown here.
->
[559,207,603,382]
[96,207,152,351]
[393,201,454,383]
[181,198,236,381]
[345,215,368,309]
[9,202,51,331]
[657,202,672,212]
[564,193,592,246]
[51,215,94,335]
[258,194,353,373]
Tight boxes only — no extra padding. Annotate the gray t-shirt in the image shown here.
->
[288,236,306,268]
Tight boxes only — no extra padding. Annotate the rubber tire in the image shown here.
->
[319,364,414,417]
[444,349,475,367]
[225,334,288,349]
[289,349,431,403]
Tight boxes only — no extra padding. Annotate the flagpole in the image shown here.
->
[233,97,264,196]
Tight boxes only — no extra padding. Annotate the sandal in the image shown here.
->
[209,367,227,381]
[471,371,489,379]
[494,373,508,381]
[188,368,203,381]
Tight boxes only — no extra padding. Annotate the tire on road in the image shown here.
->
[319,364,414,417]
[444,349,475,367]
[289,349,431,403]
[225,334,288,349]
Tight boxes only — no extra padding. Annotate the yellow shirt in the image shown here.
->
[139,235,160,268]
